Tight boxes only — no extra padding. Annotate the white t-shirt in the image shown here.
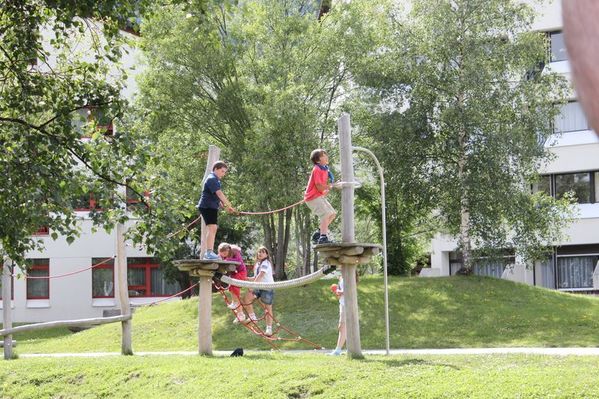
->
[254,259,274,283]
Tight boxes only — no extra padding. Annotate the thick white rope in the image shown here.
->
[219,265,333,290]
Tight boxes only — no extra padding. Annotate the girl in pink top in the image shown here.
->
[217,243,248,320]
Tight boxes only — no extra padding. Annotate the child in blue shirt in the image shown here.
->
[197,161,235,260]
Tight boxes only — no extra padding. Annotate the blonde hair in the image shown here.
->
[218,242,240,258]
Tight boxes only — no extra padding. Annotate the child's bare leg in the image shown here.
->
[320,212,336,235]
[336,322,346,350]
[264,304,273,327]
[242,290,255,316]
[205,224,218,252]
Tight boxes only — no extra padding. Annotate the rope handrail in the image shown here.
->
[13,257,115,280]
[147,283,199,306]
[165,198,305,240]
[235,198,306,216]
[219,265,334,290]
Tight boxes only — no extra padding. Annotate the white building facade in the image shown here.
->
[430,1,599,291]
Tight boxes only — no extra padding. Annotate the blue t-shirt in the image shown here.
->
[197,173,221,209]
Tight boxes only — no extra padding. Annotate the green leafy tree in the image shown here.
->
[134,0,381,278]
[0,0,156,265]
[352,0,574,273]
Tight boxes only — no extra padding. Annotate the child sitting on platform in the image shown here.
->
[304,149,336,244]
[217,243,247,320]
[241,246,275,336]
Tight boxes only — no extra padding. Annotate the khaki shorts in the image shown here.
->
[306,196,335,220]
[338,303,345,325]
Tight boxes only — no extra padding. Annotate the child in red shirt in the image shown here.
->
[304,149,336,244]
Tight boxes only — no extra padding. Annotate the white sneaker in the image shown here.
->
[327,348,342,356]
[233,314,246,324]
[248,314,258,322]
[265,326,273,336]
[227,302,239,310]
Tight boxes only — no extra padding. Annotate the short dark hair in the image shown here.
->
[212,161,228,171]
[310,149,327,164]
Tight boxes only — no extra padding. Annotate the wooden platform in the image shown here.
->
[313,243,382,266]
[174,259,239,276]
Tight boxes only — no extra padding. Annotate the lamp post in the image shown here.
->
[352,146,390,356]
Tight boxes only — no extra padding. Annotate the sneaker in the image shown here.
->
[227,302,239,310]
[311,229,321,244]
[265,326,273,336]
[248,314,258,322]
[203,250,219,260]
[327,348,342,356]
[233,314,246,324]
[317,235,332,244]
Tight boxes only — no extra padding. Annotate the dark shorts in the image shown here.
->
[253,289,274,305]
[199,207,218,225]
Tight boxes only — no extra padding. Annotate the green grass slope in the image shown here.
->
[8,275,599,353]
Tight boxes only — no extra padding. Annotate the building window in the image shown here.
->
[32,226,49,236]
[127,258,180,297]
[595,172,599,203]
[554,101,589,133]
[549,31,567,62]
[74,106,114,137]
[92,258,115,298]
[126,186,150,212]
[27,259,49,299]
[555,172,592,204]
[73,192,100,211]
[448,252,514,278]
[557,255,598,289]
[0,264,14,300]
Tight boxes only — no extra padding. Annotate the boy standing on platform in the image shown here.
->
[197,161,235,260]
[304,149,336,244]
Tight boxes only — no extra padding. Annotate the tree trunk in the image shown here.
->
[262,210,293,280]
[457,118,473,274]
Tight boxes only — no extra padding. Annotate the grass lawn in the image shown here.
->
[5,275,599,354]
[0,353,598,398]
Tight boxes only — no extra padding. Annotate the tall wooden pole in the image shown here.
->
[199,145,221,258]
[2,258,13,360]
[197,270,213,356]
[338,113,363,359]
[116,195,133,355]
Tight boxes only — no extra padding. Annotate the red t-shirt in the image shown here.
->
[304,165,329,201]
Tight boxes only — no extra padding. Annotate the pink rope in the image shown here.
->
[236,199,306,216]
[148,283,199,306]
[166,215,203,239]
[17,257,115,280]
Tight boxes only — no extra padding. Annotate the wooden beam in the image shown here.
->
[2,259,13,359]
[198,275,213,356]
[0,315,131,336]
[338,113,363,359]
[116,205,133,355]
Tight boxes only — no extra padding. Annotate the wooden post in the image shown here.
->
[2,258,13,360]
[199,145,221,258]
[116,212,133,355]
[338,113,363,359]
[197,270,213,356]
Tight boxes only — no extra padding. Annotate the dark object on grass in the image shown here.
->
[231,348,244,357]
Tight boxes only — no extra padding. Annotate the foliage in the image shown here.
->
[0,0,154,265]
[132,0,384,277]
[351,0,574,271]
